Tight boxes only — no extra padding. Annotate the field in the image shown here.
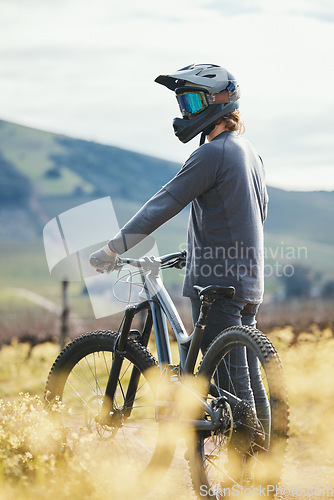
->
[0,239,334,499]
[1,115,334,499]
[0,316,334,499]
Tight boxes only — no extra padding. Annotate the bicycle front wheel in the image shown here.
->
[190,326,289,498]
[45,331,173,485]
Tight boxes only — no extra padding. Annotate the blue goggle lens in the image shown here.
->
[176,91,208,117]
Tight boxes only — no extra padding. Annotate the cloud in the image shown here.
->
[0,0,333,190]
[205,0,262,16]
[288,0,334,23]
[244,106,334,190]
[205,0,334,23]
[245,98,334,160]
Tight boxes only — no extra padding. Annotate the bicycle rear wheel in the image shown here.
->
[190,326,289,498]
[45,331,174,487]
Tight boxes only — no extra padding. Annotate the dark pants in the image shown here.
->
[191,297,270,432]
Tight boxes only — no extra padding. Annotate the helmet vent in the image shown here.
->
[203,74,216,78]
[179,64,195,71]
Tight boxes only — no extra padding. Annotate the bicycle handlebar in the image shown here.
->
[115,250,187,271]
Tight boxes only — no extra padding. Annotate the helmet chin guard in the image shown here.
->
[172,100,239,144]
[155,64,240,144]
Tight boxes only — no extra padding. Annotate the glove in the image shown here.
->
[89,244,117,273]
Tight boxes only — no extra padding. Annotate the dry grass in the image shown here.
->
[280,336,334,492]
[258,299,334,339]
[0,327,334,498]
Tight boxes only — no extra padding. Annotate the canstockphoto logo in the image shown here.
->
[199,484,334,497]
[43,197,159,319]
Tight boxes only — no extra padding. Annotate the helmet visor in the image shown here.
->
[175,90,209,118]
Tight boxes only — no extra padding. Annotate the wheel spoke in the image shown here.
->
[190,326,289,494]
[45,333,165,479]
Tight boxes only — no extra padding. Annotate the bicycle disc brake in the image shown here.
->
[230,400,257,454]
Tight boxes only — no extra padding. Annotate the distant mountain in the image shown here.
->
[0,119,178,206]
[0,151,33,207]
[0,119,333,275]
[0,119,181,238]
[265,188,334,247]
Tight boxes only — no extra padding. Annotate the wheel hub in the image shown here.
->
[84,396,126,437]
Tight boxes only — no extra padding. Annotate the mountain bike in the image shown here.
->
[45,251,289,498]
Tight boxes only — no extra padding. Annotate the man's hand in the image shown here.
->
[89,244,117,273]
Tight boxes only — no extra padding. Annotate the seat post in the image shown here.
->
[183,296,215,374]
[196,295,215,330]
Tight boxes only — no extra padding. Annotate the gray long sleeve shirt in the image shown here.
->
[109,131,268,303]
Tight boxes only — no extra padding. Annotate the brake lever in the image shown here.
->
[95,265,113,274]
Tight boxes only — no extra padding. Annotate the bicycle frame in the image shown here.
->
[100,254,232,428]
[115,254,211,374]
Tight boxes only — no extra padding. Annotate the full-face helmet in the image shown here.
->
[155,63,240,144]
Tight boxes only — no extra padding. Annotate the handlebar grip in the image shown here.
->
[114,251,187,271]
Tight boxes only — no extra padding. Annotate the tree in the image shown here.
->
[322,280,334,299]
[0,153,32,206]
[281,264,314,299]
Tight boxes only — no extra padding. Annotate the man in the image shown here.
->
[90,64,268,361]
[90,65,270,481]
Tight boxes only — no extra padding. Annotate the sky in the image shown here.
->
[0,0,333,191]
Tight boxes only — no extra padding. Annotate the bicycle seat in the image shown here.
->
[193,285,235,300]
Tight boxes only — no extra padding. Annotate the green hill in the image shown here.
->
[0,119,179,205]
[0,118,333,292]
[265,188,334,247]
[0,119,183,241]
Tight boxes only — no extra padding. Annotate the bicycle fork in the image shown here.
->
[98,303,153,426]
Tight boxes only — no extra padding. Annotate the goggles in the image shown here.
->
[175,84,240,118]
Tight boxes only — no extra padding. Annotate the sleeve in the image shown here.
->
[163,144,219,205]
[108,187,185,254]
[108,144,219,254]
[263,186,269,222]
[259,155,269,222]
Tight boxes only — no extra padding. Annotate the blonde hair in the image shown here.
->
[218,110,245,135]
